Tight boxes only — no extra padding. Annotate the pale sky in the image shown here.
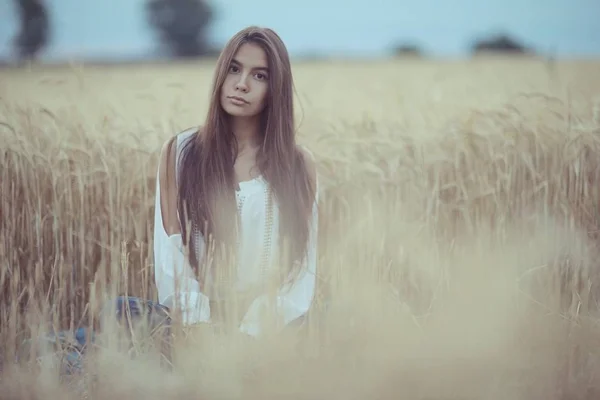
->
[0,0,598,61]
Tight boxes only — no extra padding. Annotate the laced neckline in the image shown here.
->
[236,175,264,192]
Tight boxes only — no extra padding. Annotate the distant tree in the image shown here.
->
[392,43,424,58]
[471,34,532,55]
[12,0,50,62]
[146,0,214,58]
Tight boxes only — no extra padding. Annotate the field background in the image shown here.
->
[1,57,600,399]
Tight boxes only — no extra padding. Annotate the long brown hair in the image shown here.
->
[177,26,315,288]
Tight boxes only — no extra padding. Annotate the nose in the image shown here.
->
[235,75,249,92]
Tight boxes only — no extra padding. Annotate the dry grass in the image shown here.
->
[1,56,600,399]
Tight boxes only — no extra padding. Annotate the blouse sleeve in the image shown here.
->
[153,165,211,325]
[238,177,319,337]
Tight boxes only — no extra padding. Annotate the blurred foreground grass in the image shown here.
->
[1,57,600,399]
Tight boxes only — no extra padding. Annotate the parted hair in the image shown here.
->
[167,26,316,288]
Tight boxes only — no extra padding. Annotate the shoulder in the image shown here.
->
[158,135,177,168]
[158,135,177,172]
[157,136,178,202]
[179,126,200,146]
[158,126,201,182]
[158,126,201,167]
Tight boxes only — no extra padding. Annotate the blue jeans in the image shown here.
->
[23,296,309,375]
[20,296,172,375]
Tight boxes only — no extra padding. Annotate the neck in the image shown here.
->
[231,116,261,152]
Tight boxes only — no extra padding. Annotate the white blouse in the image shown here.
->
[153,128,319,337]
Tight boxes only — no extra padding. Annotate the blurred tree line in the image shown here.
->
[471,34,532,55]
[145,0,216,58]
[392,33,533,58]
[12,0,49,61]
[12,0,216,62]
[12,0,535,62]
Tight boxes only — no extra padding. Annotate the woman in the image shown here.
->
[21,26,317,377]
[153,25,319,338]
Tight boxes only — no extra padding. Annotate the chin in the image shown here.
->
[223,107,248,118]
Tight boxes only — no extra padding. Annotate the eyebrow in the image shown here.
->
[231,58,269,72]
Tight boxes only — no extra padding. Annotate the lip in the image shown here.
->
[228,96,248,105]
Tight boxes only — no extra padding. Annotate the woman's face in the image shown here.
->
[220,42,269,119]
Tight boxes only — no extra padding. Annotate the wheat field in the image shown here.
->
[1,56,600,399]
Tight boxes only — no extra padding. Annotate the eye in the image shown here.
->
[254,72,268,81]
[228,65,240,73]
